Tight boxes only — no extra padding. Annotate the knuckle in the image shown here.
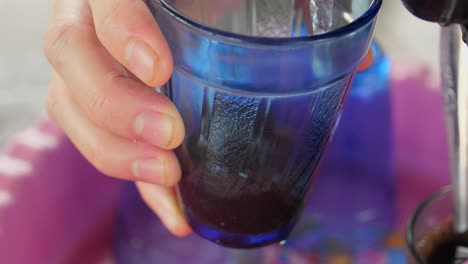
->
[43,23,77,67]
[86,72,124,121]
[98,0,125,32]
[46,93,58,114]
[86,142,108,174]
[88,92,110,123]
[46,77,64,122]
[46,92,59,121]
[87,71,127,130]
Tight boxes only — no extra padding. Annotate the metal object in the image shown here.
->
[440,25,468,233]
[400,0,468,26]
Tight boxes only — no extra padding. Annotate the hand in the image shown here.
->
[43,0,191,236]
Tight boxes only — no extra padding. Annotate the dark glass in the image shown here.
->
[414,221,468,264]
[401,0,468,26]
[425,231,468,264]
[407,187,468,264]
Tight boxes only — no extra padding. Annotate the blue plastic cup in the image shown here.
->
[147,0,382,248]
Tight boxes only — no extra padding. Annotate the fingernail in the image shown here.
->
[168,215,192,237]
[134,111,175,148]
[125,40,157,84]
[132,158,166,185]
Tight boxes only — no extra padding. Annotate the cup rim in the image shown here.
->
[406,185,452,264]
[154,0,382,45]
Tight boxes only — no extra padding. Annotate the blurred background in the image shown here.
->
[0,1,446,262]
[0,0,441,147]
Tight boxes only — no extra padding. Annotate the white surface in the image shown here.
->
[0,0,441,147]
[0,0,52,147]
[375,0,440,71]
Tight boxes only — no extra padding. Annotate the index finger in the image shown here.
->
[88,0,173,87]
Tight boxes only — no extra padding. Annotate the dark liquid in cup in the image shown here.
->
[177,133,325,248]
[170,82,348,248]
[157,52,353,248]
[426,235,468,263]
[417,222,468,264]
